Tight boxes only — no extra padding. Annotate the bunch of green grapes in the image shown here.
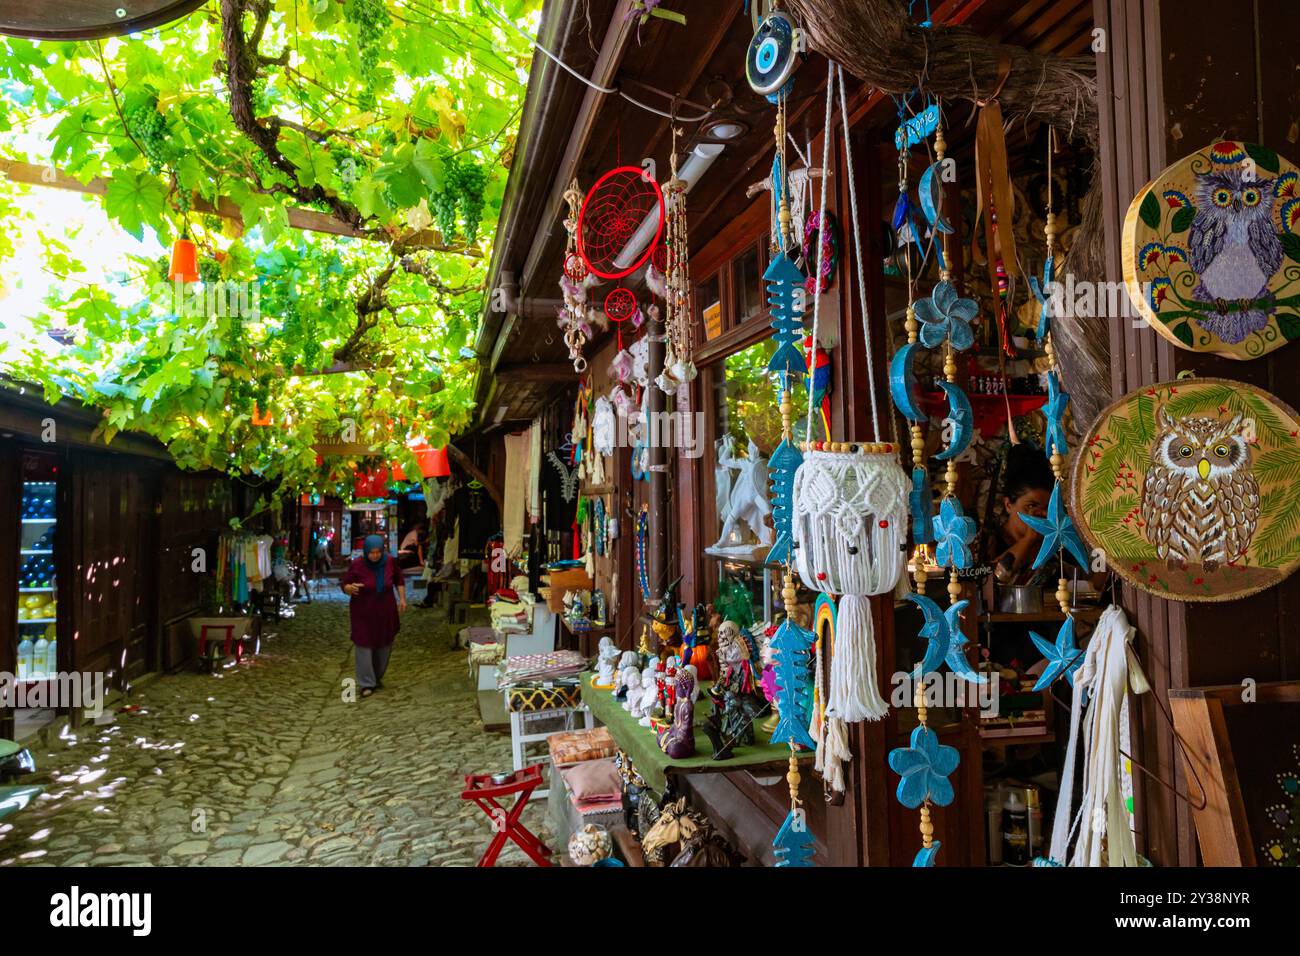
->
[126,99,169,173]
[199,259,221,285]
[431,155,462,241]
[455,162,487,242]
[344,0,390,78]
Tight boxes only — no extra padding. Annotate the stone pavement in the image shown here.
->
[0,593,554,866]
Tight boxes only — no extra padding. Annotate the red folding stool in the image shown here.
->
[460,764,553,867]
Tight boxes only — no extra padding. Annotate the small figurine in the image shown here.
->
[622,669,643,712]
[636,665,660,726]
[680,603,713,681]
[713,620,759,697]
[594,636,620,688]
[656,668,697,759]
[720,689,761,747]
[613,650,641,700]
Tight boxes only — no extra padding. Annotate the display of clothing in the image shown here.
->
[503,430,530,556]
[452,484,499,559]
[543,448,580,533]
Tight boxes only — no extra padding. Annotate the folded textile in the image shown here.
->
[548,727,616,767]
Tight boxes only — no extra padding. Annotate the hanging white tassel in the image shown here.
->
[827,594,889,721]
[1045,604,1149,867]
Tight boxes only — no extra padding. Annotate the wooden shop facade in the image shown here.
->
[472,0,1298,867]
[0,384,248,741]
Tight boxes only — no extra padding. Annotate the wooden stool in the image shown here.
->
[460,765,553,867]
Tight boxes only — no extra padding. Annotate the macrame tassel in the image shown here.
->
[815,716,851,793]
[827,594,888,722]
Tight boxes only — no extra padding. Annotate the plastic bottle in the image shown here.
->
[986,785,1003,865]
[33,634,49,680]
[17,634,34,682]
[46,633,58,675]
[1002,789,1029,866]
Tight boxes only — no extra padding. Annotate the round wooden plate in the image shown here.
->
[1122,141,1300,360]
[1071,377,1300,602]
[0,1,205,40]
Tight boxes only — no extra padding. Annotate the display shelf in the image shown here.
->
[21,518,56,524]
[19,549,53,556]
[19,618,56,625]
[19,587,54,593]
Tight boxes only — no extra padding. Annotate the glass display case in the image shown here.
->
[15,456,57,689]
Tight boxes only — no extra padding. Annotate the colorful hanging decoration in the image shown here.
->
[559,179,594,373]
[577,166,666,281]
[769,575,817,751]
[974,78,1020,358]
[657,129,697,394]
[168,231,199,283]
[1123,141,1300,359]
[802,209,840,294]
[745,9,803,100]
[635,504,650,600]
[804,334,832,440]
[1071,376,1300,602]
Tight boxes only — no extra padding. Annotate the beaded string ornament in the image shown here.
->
[790,64,909,810]
[885,102,982,868]
[1023,127,1091,678]
[635,504,650,601]
[657,128,697,396]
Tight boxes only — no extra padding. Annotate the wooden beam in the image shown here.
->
[0,159,479,255]
[495,362,574,384]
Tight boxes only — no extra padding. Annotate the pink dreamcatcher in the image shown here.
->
[577,166,665,281]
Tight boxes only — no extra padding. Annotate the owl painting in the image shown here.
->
[1188,166,1284,344]
[1140,406,1260,572]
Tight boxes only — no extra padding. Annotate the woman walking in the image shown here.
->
[341,534,407,698]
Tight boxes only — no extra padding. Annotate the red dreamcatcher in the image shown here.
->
[604,287,638,350]
[577,166,666,280]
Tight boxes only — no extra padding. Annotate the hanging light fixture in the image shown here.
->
[169,230,199,283]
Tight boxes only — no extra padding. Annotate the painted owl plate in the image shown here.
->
[1071,378,1300,602]
[1123,141,1300,360]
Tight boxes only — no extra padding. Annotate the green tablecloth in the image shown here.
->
[579,672,812,791]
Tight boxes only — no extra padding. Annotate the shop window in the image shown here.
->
[716,337,811,455]
[698,273,722,342]
[732,243,764,325]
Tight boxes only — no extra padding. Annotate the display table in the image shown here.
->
[580,673,813,791]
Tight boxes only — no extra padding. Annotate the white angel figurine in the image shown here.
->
[622,669,643,712]
[636,666,661,726]
[594,637,620,686]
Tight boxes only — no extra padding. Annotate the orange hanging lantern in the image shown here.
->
[251,402,273,426]
[168,233,199,283]
[390,460,408,482]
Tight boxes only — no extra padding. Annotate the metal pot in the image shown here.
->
[997,584,1043,615]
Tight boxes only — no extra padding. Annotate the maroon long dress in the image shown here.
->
[340,556,404,648]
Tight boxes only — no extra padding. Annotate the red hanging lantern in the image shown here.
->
[169,234,199,283]
[428,445,451,478]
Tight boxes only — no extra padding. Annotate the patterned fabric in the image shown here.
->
[549,727,617,767]
[506,683,583,713]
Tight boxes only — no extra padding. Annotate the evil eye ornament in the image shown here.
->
[746,11,803,99]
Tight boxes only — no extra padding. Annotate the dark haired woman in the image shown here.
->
[341,534,407,698]
[986,443,1058,587]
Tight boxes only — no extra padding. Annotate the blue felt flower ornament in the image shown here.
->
[931,496,976,569]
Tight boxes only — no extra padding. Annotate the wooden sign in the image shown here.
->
[1071,378,1300,602]
[1122,141,1300,360]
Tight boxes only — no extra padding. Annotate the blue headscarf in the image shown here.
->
[363,534,387,591]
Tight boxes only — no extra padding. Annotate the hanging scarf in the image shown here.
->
[363,534,388,591]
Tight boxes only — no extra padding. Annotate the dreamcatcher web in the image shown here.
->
[578,166,665,280]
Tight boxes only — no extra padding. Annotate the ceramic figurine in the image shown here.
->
[636,666,660,726]
[594,636,620,687]
[622,669,643,712]
[655,668,697,759]
[711,439,775,554]
[613,650,641,700]
[720,689,761,747]
[713,620,759,697]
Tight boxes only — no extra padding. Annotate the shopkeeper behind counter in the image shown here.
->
[982,443,1109,595]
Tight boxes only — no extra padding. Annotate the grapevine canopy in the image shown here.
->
[0,0,539,497]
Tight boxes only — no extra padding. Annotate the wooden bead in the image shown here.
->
[1057,577,1070,614]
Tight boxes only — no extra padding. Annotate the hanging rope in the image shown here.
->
[804,60,836,445]
[836,66,883,441]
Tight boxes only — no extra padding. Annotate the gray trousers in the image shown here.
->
[355,645,392,689]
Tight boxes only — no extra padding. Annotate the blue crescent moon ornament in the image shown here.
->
[904,592,967,679]
[913,841,942,867]
[944,619,987,685]
[918,161,954,235]
[934,380,973,461]
[909,465,934,545]
[1020,481,1092,571]
[889,341,926,423]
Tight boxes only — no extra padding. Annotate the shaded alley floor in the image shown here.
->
[1,594,551,866]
